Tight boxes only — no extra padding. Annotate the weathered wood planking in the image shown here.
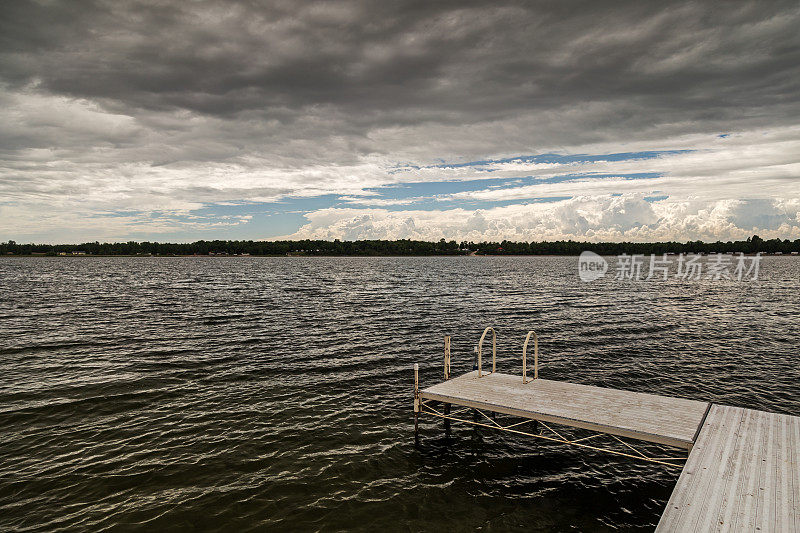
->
[656,405,800,532]
[419,371,710,449]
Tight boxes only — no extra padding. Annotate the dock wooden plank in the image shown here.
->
[419,371,709,449]
[656,405,800,532]
[727,407,761,531]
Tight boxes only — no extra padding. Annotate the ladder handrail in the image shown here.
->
[522,330,538,383]
[477,327,496,377]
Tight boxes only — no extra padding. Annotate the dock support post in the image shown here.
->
[522,330,538,383]
[413,363,419,435]
[443,337,451,432]
[444,336,451,380]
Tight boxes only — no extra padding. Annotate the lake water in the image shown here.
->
[1,256,798,531]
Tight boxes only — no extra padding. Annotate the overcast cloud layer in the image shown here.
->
[1,0,799,242]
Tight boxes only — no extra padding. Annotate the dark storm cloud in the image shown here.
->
[2,0,799,128]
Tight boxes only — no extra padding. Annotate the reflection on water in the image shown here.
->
[1,256,798,531]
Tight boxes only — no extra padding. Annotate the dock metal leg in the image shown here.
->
[413,363,419,436]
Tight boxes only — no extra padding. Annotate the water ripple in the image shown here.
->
[1,256,798,531]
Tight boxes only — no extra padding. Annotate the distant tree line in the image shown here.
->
[0,238,463,256]
[1,235,798,256]
[473,235,800,255]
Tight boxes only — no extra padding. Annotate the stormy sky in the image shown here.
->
[1,0,799,243]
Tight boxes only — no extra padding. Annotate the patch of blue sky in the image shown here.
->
[193,194,345,216]
[95,203,309,241]
[120,171,666,236]
[363,172,661,200]
[355,195,573,212]
[100,168,670,240]
[423,196,572,210]
[391,149,693,172]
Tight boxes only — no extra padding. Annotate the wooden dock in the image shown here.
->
[420,370,710,449]
[656,405,799,532]
[413,329,800,531]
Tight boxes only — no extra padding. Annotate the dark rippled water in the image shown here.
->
[1,256,798,532]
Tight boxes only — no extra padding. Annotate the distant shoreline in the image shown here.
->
[2,235,798,257]
[2,252,794,258]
